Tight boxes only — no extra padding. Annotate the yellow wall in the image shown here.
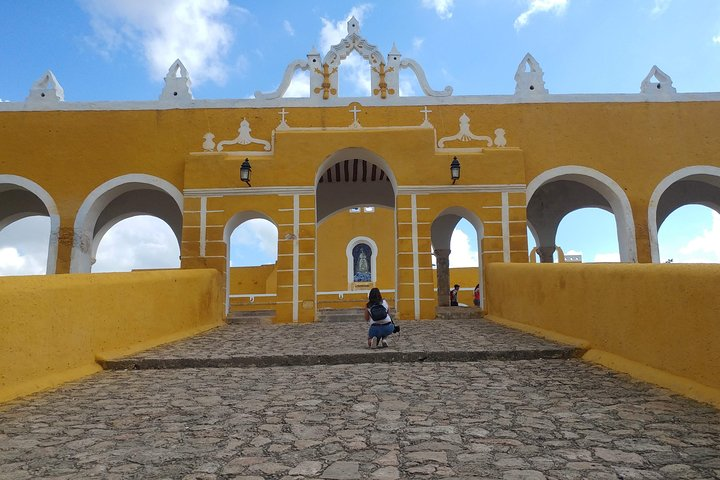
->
[485,263,720,407]
[316,207,396,292]
[229,264,276,294]
[0,269,223,403]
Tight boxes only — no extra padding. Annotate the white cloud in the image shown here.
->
[514,0,568,30]
[713,35,720,45]
[319,4,373,96]
[449,228,479,268]
[421,0,454,20]
[676,211,720,262]
[283,19,295,36]
[284,70,311,98]
[412,37,424,52]
[80,0,244,85]
[229,219,278,266]
[399,77,418,96]
[593,252,620,262]
[651,0,671,15]
[93,216,180,272]
[0,217,50,276]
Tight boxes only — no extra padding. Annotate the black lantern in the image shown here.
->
[240,158,252,186]
[450,156,460,184]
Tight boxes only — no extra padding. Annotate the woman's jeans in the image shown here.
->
[368,322,395,339]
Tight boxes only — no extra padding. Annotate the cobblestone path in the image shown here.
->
[1,320,718,479]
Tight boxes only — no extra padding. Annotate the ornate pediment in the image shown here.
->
[255,18,452,101]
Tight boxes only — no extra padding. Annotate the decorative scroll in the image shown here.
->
[438,114,493,147]
[399,58,453,97]
[216,119,271,152]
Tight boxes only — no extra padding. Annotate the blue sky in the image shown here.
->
[1,0,719,273]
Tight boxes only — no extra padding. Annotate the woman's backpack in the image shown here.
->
[369,303,389,321]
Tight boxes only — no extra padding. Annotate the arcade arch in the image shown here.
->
[224,211,279,314]
[526,166,637,263]
[0,175,60,274]
[431,207,485,308]
[70,174,183,273]
[648,166,720,263]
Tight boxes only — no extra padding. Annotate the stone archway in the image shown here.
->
[526,166,637,263]
[648,166,720,263]
[431,207,485,308]
[71,174,183,273]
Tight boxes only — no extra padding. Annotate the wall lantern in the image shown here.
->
[450,156,460,184]
[240,158,252,186]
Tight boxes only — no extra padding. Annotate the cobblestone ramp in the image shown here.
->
[99,318,585,370]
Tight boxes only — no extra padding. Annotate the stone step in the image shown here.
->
[435,306,484,320]
[99,346,585,370]
[316,308,366,323]
[227,309,276,325]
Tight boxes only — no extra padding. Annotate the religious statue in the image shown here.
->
[357,250,369,273]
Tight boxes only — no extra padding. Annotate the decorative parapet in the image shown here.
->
[255,17,452,101]
[160,59,193,101]
[514,53,548,96]
[641,65,676,94]
[26,70,64,103]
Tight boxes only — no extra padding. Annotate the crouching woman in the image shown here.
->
[365,287,394,349]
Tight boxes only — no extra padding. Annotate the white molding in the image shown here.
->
[6,91,720,113]
[345,236,379,284]
[185,186,315,197]
[398,184,526,194]
[502,192,510,262]
[411,194,420,319]
[527,165,637,263]
[0,174,60,274]
[200,197,207,256]
[647,165,720,263]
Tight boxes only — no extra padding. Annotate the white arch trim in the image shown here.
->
[71,174,183,273]
[0,174,60,274]
[648,165,720,263]
[527,165,637,263]
[346,236,379,284]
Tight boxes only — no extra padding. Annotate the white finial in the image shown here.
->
[26,70,64,103]
[347,16,360,35]
[641,65,676,94]
[160,59,193,101]
[514,53,548,95]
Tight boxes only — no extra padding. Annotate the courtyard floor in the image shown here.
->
[1,319,718,479]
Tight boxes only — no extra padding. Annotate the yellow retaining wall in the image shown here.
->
[0,269,224,403]
[485,263,720,407]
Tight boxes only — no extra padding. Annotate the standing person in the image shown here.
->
[365,287,394,348]
[473,284,480,307]
[450,284,460,306]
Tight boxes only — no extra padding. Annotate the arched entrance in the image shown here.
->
[71,174,183,273]
[224,212,279,315]
[431,207,485,308]
[648,166,720,263]
[315,148,397,311]
[526,166,637,263]
[0,175,60,274]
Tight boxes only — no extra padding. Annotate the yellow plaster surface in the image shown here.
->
[485,263,720,407]
[0,269,223,403]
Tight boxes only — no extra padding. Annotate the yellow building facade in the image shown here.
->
[1,20,719,323]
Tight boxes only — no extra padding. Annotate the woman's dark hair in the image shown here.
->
[367,287,383,307]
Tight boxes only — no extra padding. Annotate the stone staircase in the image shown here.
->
[435,306,484,320]
[227,309,276,325]
[316,308,366,323]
